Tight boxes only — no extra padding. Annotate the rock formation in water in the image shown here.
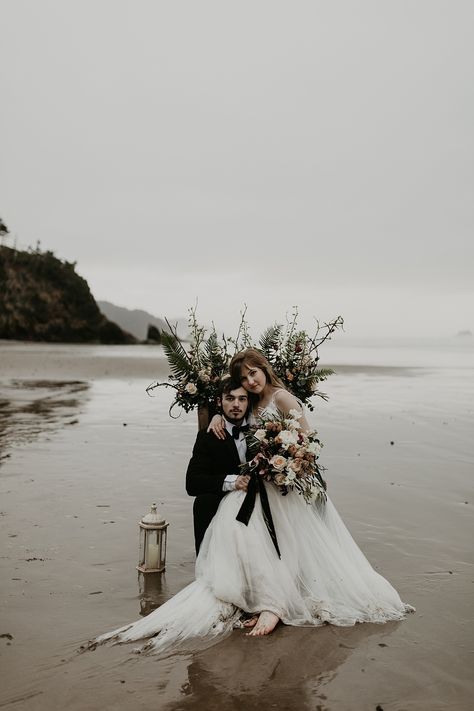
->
[0,245,136,343]
[146,324,162,343]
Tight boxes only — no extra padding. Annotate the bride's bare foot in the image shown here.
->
[246,611,280,637]
[242,615,259,628]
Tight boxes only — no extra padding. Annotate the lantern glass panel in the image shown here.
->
[145,529,160,570]
[139,527,146,567]
[160,529,167,569]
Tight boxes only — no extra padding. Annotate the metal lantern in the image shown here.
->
[137,503,169,573]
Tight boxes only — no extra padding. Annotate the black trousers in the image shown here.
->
[193,492,225,555]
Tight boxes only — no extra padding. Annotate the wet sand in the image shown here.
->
[0,341,473,710]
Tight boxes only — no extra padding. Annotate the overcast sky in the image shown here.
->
[1,0,473,338]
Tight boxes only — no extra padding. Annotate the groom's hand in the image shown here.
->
[235,474,250,492]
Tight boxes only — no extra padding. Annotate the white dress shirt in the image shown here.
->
[222,417,248,492]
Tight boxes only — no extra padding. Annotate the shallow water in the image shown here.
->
[0,341,473,710]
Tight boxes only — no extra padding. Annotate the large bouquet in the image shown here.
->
[148,308,231,418]
[258,308,343,410]
[241,409,327,504]
[148,306,343,418]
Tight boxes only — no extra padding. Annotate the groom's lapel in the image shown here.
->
[223,430,240,466]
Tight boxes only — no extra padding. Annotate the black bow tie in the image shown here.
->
[232,424,249,439]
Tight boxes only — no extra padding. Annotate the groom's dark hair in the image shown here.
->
[218,376,243,398]
[218,376,256,416]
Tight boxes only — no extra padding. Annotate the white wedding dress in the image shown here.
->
[94,401,413,656]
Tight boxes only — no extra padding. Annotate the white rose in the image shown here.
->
[288,408,302,420]
[198,369,210,383]
[278,430,298,448]
[270,455,287,471]
[285,469,296,482]
[185,382,198,395]
[307,442,321,455]
[254,429,267,441]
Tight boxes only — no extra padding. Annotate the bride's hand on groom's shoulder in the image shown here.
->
[208,414,226,440]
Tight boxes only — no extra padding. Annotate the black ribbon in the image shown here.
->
[235,472,281,558]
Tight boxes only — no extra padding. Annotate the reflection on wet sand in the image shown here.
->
[0,379,89,461]
[137,572,171,616]
[169,621,401,711]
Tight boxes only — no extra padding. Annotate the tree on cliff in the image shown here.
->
[0,217,9,244]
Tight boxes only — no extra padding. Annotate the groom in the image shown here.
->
[186,377,251,554]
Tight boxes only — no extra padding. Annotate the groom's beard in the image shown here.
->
[224,415,245,425]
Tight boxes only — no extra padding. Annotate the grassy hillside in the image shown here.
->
[0,246,136,344]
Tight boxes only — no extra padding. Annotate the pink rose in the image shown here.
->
[270,455,287,471]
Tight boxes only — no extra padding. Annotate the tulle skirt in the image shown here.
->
[94,485,413,655]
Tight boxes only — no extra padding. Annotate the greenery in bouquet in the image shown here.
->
[147,305,343,417]
[240,409,327,503]
[146,307,235,417]
[258,307,343,410]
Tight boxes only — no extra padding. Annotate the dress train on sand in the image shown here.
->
[94,484,413,656]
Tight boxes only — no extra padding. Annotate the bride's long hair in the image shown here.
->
[229,348,287,392]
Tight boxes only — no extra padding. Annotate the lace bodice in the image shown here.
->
[249,389,285,424]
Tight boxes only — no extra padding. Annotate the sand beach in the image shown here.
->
[0,338,473,710]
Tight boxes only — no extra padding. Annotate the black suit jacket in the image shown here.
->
[186,430,241,554]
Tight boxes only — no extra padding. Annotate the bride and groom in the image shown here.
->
[94,348,413,653]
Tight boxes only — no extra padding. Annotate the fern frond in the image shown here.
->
[259,325,283,356]
[201,331,226,374]
[314,368,334,381]
[204,330,220,360]
[161,331,192,379]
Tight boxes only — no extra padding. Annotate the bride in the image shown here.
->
[93,348,413,654]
